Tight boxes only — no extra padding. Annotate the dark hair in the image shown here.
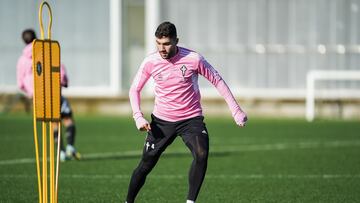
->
[22,29,37,44]
[155,21,177,39]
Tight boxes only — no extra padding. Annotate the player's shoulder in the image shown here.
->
[178,47,204,61]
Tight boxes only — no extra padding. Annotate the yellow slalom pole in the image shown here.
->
[33,2,61,202]
[42,122,48,203]
[55,121,61,203]
[49,123,55,203]
[32,101,42,203]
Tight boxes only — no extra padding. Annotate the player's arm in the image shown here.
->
[129,60,152,131]
[198,57,247,127]
[16,59,26,92]
[60,64,68,88]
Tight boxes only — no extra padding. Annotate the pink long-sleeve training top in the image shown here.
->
[129,46,247,129]
[16,43,68,98]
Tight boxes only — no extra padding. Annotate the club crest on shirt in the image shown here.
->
[180,65,187,80]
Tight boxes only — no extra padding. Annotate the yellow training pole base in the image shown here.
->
[32,121,61,203]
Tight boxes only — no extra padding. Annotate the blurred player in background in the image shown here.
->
[16,28,81,161]
[126,22,247,203]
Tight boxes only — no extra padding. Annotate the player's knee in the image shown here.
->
[135,162,153,175]
[138,154,158,173]
[194,148,208,163]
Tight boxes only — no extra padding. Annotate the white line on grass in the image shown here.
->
[1,140,360,166]
[1,174,360,179]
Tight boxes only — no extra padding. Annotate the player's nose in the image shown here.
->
[158,44,165,51]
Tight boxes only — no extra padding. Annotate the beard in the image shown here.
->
[160,47,177,59]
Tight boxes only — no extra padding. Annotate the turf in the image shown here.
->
[0,114,360,202]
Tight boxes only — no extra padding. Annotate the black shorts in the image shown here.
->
[143,114,209,157]
[60,96,73,118]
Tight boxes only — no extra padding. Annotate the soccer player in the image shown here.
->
[126,22,247,203]
[16,29,81,161]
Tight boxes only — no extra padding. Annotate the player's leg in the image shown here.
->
[126,132,162,203]
[62,116,80,159]
[126,115,177,203]
[179,117,209,202]
[60,96,80,160]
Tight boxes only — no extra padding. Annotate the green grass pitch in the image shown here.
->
[1,114,360,202]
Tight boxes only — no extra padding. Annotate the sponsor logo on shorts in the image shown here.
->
[145,142,155,151]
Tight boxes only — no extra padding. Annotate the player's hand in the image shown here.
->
[234,111,247,127]
[135,116,151,131]
[140,123,151,132]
